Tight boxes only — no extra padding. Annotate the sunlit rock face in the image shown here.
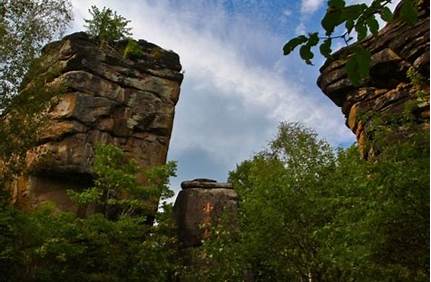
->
[318,1,429,158]
[13,32,183,213]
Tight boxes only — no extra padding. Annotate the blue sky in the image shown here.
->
[68,0,398,198]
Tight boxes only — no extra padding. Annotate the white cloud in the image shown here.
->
[283,8,292,17]
[301,0,324,14]
[70,0,354,182]
[295,22,307,35]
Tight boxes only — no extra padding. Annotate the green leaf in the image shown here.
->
[346,47,371,86]
[283,35,308,55]
[356,47,371,77]
[342,4,367,19]
[300,45,314,65]
[308,32,319,46]
[320,38,332,57]
[346,54,360,85]
[345,19,354,33]
[399,0,418,25]
[321,9,344,35]
[366,15,379,35]
[328,0,345,9]
[347,62,360,86]
[355,21,367,41]
[379,6,393,22]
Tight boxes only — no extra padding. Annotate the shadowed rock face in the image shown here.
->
[318,1,429,158]
[13,32,183,213]
[174,179,238,248]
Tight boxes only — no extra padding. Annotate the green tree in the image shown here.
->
[283,0,419,85]
[0,6,72,255]
[68,144,176,220]
[0,0,72,196]
[84,6,132,43]
[195,121,428,281]
[0,0,72,106]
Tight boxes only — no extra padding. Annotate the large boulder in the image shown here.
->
[318,0,429,158]
[174,179,238,248]
[12,32,183,213]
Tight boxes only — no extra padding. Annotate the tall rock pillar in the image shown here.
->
[13,32,183,214]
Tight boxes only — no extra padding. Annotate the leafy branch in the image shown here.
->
[283,0,418,85]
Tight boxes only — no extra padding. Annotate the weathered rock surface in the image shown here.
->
[12,32,183,213]
[318,0,429,158]
[174,179,238,248]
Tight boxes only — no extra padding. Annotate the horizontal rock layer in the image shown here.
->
[13,32,183,212]
[318,1,429,158]
[181,178,234,189]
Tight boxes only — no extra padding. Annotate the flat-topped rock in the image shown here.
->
[181,179,233,190]
[174,179,238,248]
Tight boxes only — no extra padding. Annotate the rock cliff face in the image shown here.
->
[318,1,429,158]
[12,32,183,213]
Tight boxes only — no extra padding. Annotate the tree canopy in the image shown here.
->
[84,6,132,42]
[190,121,429,281]
[0,0,72,105]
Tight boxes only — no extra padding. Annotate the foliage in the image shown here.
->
[68,144,176,219]
[0,144,180,281]
[406,66,428,105]
[407,66,426,87]
[84,6,132,43]
[0,4,71,271]
[123,39,145,60]
[0,0,72,197]
[283,0,419,85]
[0,60,67,208]
[196,121,429,281]
[0,0,72,107]
[345,46,371,85]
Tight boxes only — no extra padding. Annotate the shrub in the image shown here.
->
[84,6,132,42]
[123,39,145,60]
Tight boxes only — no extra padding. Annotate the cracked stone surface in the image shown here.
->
[318,1,429,158]
[13,32,183,213]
